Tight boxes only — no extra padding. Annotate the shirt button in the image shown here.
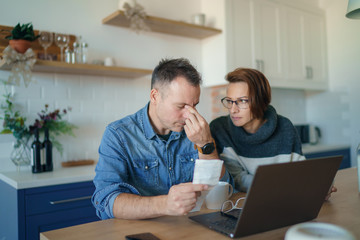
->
[145,166,149,170]
[191,158,194,162]
[169,167,172,170]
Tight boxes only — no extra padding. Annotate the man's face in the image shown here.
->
[152,76,200,134]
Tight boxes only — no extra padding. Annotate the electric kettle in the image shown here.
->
[309,125,321,144]
[294,124,321,144]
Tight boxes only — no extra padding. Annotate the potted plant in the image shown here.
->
[0,81,77,169]
[2,22,40,53]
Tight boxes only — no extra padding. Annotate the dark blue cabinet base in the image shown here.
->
[304,148,351,169]
[0,181,99,240]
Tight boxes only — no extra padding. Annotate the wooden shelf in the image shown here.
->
[0,59,152,79]
[102,10,222,39]
[0,24,152,79]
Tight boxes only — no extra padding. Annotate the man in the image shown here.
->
[92,58,229,220]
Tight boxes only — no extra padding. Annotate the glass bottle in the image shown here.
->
[43,128,53,172]
[73,42,81,63]
[81,41,88,64]
[31,128,42,173]
[73,36,82,63]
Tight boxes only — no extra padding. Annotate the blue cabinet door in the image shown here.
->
[0,180,99,240]
[304,148,351,169]
[27,206,99,239]
[25,181,99,239]
[0,180,25,240]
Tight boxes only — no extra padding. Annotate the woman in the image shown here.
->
[210,68,306,192]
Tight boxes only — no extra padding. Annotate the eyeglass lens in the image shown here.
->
[221,98,248,109]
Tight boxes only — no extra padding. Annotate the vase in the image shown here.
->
[10,138,31,171]
[9,39,32,54]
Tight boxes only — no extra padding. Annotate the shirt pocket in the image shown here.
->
[178,152,197,183]
[133,158,159,189]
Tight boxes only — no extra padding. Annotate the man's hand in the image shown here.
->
[183,105,224,177]
[325,185,337,201]
[165,183,208,216]
[184,105,212,147]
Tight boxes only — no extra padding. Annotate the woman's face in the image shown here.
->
[226,82,252,126]
[226,82,261,133]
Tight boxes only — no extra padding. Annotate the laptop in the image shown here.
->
[189,156,343,238]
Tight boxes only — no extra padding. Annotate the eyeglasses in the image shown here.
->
[221,97,249,109]
[221,197,246,214]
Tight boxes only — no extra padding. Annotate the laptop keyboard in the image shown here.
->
[212,217,237,231]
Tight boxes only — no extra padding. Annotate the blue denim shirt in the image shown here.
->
[92,103,231,220]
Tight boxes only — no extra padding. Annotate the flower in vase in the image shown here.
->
[1,82,77,158]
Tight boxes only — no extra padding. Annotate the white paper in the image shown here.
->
[191,159,223,212]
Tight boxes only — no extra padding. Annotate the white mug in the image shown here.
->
[205,181,233,210]
[104,57,115,66]
[192,13,206,26]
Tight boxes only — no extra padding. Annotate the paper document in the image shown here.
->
[191,159,223,212]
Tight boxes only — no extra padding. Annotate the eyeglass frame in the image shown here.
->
[220,197,246,214]
[221,97,249,109]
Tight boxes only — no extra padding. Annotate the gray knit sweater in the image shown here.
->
[210,105,305,192]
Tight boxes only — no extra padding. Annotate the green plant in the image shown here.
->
[3,22,40,41]
[30,104,77,153]
[0,90,31,148]
[1,81,77,154]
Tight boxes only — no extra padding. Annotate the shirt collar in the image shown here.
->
[142,102,157,140]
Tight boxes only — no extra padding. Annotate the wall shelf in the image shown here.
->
[0,59,152,79]
[102,10,222,39]
[0,24,152,79]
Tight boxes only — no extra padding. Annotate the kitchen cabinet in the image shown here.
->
[283,7,327,89]
[0,180,98,240]
[226,0,328,90]
[251,0,285,81]
[0,166,98,240]
[102,10,222,39]
[304,147,351,169]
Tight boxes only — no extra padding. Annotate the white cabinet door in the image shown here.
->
[251,0,284,82]
[303,12,327,84]
[226,0,253,72]
[226,0,327,90]
[283,7,328,89]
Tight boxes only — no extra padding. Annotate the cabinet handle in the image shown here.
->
[50,195,92,205]
[305,66,310,79]
[310,67,313,79]
[261,60,265,73]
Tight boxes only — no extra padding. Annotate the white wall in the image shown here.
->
[0,0,214,172]
[0,0,328,173]
[307,0,360,166]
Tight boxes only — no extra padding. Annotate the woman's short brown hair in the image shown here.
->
[226,68,271,119]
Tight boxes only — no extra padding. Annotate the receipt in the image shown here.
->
[191,159,223,212]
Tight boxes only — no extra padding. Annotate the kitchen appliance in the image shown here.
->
[294,124,321,144]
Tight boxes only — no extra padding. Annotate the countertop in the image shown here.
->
[302,144,350,154]
[0,164,96,189]
[0,144,350,190]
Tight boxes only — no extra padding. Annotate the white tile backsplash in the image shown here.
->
[0,71,153,172]
[271,88,307,124]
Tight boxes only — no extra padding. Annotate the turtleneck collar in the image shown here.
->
[228,105,278,145]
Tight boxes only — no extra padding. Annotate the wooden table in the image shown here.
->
[40,168,360,240]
